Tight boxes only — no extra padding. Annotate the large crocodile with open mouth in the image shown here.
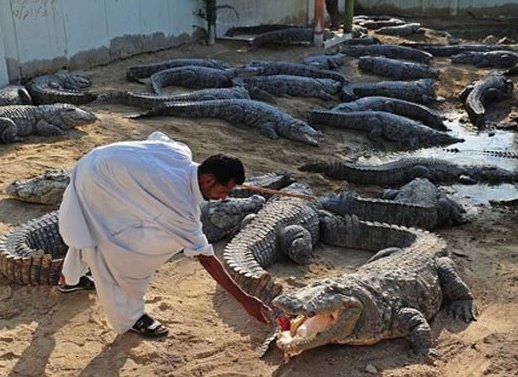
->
[271,211,476,360]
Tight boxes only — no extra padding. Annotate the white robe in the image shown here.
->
[59,131,214,333]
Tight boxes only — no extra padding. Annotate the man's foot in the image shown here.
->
[57,275,95,293]
[130,313,169,338]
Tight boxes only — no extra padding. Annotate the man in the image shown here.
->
[57,131,272,338]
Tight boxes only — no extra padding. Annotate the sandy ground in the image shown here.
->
[1,17,518,377]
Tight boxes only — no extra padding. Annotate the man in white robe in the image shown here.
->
[58,131,271,337]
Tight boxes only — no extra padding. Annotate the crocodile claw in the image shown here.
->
[446,299,477,322]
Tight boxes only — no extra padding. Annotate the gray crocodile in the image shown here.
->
[0,104,97,143]
[343,44,433,63]
[92,87,251,109]
[225,24,304,37]
[245,60,348,84]
[331,96,447,131]
[317,190,439,230]
[223,183,321,307]
[375,22,422,36]
[308,110,462,148]
[0,85,33,106]
[0,194,267,285]
[443,147,518,159]
[233,75,342,100]
[149,65,263,94]
[458,71,514,128]
[381,178,468,227]
[250,28,314,49]
[354,17,407,29]
[400,43,516,57]
[451,50,518,68]
[299,157,518,186]
[341,79,437,104]
[26,72,97,105]
[126,58,230,83]
[5,169,71,205]
[302,52,346,70]
[272,211,475,359]
[134,99,322,146]
[358,56,439,80]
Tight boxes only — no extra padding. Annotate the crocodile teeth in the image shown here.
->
[289,315,307,337]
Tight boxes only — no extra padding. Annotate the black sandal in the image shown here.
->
[130,313,169,338]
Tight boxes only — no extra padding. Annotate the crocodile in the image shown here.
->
[442,147,518,159]
[0,85,33,106]
[458,71,514,128]
[126,58,230,83]
[244,60,348,84]
[249,28,315,49]
[134,99,322,146]
[451,50,518,68]
[223,183,321,307]
[26,72,97,105]
[399,43,516,57]
[303,52,346,70]
[341,79,437,104]
[353,16,407,29]
[343,44,433,63]
[331,96,447,131]
[358,56,439,80]
[0,193,269,285]
[224,24,305,37]
[0,104,97,143]
[233,75,342,100]
[92,87,251,109]
[299,156,518,186]
[272,211,475,360]
[5,169,71,205]
[375,22,422,36]
[381,178,468,227]
[308,110,462,148]
[149,65,262,94]
[317,190,439,230]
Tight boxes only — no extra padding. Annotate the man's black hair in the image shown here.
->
[198,154,245,185]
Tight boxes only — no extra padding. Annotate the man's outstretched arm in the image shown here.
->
[197,254,272,324]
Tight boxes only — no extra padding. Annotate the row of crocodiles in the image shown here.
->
[5,152,514,359]
[0,39,516,147]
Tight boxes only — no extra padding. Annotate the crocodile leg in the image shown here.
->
[34,119,66,137]
[393,307,435,356]
[277,224,313,265]
[436,257,476,322]
[0,117,22,143]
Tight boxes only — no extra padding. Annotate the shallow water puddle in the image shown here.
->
[367,113,518,206]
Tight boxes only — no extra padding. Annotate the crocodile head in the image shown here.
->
[40,104,97,129]
[201,194,266,242]
[272,278,363,359]
[278,119,322,147]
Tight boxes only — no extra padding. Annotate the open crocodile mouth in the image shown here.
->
[276,310,340,348]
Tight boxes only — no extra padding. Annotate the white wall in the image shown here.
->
[0,0,312,86]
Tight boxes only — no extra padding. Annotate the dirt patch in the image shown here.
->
[0,17,517,377]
